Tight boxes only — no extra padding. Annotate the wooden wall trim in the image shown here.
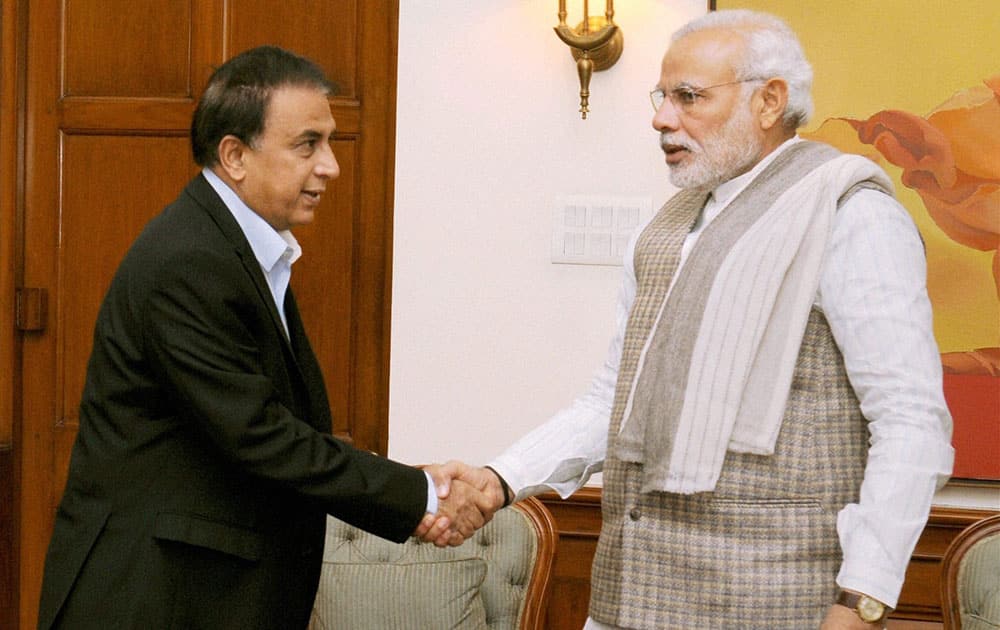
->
[0,0,21,448]
[539,489,997,629]
[1,0,27,625]
[513,497,559,630]
[353,0,399,455]
[0,447,14,628]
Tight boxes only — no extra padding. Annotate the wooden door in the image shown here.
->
[14,1,399,626]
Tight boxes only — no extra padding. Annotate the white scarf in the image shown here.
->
[616,145,893,494]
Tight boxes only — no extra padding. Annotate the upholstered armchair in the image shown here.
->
[941,513,1000,630]
[309,497,558,629]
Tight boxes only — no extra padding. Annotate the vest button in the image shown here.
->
[629,508,641,521]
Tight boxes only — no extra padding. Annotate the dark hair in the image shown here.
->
[191,46,336,166]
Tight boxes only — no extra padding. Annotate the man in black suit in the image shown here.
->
[37,46,486,630]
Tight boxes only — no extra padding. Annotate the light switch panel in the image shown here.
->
[552,195,653,266]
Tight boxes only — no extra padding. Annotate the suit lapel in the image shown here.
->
[284,290,333,432]
[184,174,292,348]
[183,174,331,430]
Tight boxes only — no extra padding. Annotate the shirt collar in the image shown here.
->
[710,136,801,207]
[202,167,302,271]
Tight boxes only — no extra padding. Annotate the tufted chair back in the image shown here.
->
[309,497,557,630]
[941,513,1000,630]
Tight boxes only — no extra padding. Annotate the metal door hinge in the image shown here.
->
[15,287,47,331]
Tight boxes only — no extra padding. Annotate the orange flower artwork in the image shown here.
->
[805,76,1000,479]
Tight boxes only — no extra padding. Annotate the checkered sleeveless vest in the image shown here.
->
[588,161,869,628]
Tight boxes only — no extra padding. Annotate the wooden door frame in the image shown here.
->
[2,2,401,627]
[1,0,27,627]
[336,0,400,455]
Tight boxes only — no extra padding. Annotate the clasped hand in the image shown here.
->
[412,461,508,547]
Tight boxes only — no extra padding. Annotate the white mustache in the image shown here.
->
[660,132,700,153]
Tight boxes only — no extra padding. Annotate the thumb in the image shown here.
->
[436,475,450,499]
[438,460,473,497]
[422,463,451,499]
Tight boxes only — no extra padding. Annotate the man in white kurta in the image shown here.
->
[449,9,953,629]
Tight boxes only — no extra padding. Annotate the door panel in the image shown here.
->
[59,135,194,416]
[294,137,359,429]
[64,0,194,98]
[15,1,398,626]
[54,134,195,498]
[228,0,359,100]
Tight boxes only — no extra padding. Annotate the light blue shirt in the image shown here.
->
[201,168,438,517]
[203,168,301,336]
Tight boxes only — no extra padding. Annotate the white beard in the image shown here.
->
[662,103,763,191]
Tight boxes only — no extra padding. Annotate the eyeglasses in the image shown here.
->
[649,78,763,112]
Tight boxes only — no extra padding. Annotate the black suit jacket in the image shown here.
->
[37,174,427,629]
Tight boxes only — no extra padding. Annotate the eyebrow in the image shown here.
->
[669,81,702,91]
[292,129,334,144]
[651,81,700,94]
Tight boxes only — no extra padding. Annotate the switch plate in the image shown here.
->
[551,195,653,266]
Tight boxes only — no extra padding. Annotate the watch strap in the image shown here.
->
[484,465,513,507]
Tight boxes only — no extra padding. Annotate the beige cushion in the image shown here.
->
[959,534,1000,630]
[312,506,543,630]
[308,557,488,630]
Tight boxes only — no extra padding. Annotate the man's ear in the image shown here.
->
[216,135,248,182]
[756,78,789,131]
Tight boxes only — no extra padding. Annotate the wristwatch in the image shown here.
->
[836,589,891,625]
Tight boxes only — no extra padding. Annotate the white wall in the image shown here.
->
[388,1,1000,511]
[389,0,703,462]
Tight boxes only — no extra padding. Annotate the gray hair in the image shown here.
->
[672,10,813,130]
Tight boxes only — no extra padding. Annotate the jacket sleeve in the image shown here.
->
[138,243,427,542]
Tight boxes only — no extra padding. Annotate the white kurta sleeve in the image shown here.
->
[487,231,641,501]
[819,188,954,607]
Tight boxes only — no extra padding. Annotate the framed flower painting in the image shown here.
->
[711,0,1000,481]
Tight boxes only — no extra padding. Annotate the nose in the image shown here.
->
[316,142,340,180]
[652,98,681,133]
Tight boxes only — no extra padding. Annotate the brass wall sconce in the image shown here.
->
[554,1,624,119]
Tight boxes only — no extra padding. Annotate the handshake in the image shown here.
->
[411,461,512,547]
